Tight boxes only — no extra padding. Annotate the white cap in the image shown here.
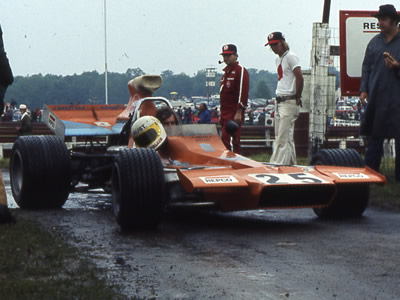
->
[19,104,27,110]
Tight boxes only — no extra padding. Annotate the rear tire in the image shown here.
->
[10,136,71,209]
[112,148,166,229]
[311,148,369,219]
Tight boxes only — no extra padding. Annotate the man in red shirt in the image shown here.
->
[219,44,249,153]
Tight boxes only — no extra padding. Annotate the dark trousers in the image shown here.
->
[0,85,6,116]
[365,137,400,180]
[221,122,241,154]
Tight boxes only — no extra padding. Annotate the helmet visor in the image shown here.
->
[134,127,159,148]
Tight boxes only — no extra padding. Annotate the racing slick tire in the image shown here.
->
[10,135,71,209]
[112,148,166,229]
[311,148,369,219]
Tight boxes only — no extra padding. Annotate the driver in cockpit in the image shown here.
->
[155,106,179,127]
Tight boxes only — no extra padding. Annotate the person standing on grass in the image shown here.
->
[265,32,303,165]
[219,44,249,153]
[360,4,400,181]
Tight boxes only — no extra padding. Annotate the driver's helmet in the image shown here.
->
[131,116,167,150]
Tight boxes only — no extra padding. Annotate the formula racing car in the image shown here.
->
[9,75,386,229]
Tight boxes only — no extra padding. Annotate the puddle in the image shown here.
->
[2,170,112,211]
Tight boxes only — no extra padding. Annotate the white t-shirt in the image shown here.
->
[275,51,301,96]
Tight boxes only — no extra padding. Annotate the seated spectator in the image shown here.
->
[198,103,211,124]
[183,107,193,124]
[155,106,179,126]
[6,107,13,121]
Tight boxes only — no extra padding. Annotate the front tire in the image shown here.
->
[10,136,71,209]
[311,148,369,219]
[112,148,166,229]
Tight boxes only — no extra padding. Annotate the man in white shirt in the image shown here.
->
[265,32,303,165]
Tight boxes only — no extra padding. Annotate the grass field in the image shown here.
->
[369,157,400,210]
[0,213,124,299]
[0,159,123,299]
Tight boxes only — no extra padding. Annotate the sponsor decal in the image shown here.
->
[94,121,111,127]
[133,124,146,136]
[200,175,239,184]
[51,104,125,111]
[249,172,327,185]
[48,113,56,130]
[151,137,164,149]
[333,173,369,179]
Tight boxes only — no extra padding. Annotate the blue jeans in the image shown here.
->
[365,137,400,180]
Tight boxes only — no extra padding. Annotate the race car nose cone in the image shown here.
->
[226,120,239,136]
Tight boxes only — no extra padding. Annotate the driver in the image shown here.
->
[155,106,179,126]
[131,116,167,150]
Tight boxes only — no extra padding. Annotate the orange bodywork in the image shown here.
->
[47,104,125,130]
[42,73,386,213]
[46,75,162,137]
[116,76,160,122]
[156,125,386,211]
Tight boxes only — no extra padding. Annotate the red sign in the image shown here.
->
[339,10,379,96]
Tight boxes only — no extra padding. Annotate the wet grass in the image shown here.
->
[249,153,400,211]
[0,158,9,169]
[370,157,400,211]
[249,153,308,165]
[0,214,124,299]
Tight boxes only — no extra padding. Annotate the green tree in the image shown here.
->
[4,67,284,109]
[255,80,271,99]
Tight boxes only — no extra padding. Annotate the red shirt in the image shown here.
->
[219,62,249,117]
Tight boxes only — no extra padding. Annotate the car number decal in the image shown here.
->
[200,175,239,184]
[248,172,327,185]
[332,173,369,179]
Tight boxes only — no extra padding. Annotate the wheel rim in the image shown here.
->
[11,150,23,197]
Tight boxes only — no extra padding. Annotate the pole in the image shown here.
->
[322,0,331,24]
[103,0,109,104]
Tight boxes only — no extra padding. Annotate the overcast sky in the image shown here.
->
[0,0,389,76]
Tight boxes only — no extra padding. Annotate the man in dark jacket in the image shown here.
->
[17,104,32,136]
[0,25,13,117]
[198,103,211,124]
[360,4,400,180]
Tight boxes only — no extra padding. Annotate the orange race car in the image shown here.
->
[9,75,386,229]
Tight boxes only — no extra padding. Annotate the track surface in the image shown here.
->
[4,170,400,299]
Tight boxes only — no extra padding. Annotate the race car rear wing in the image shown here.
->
[43,104,126,140]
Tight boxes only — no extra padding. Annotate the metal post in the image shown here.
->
[103,0,109,104]
[322,0,331,23]
[308,23,332,162]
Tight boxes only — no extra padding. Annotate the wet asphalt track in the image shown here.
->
[3,169,400,299]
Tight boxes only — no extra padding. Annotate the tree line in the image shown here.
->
[4,67,278,109]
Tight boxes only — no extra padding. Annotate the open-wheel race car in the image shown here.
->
[9,75,386,229]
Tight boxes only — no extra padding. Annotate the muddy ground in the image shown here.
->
[4,170,400,299]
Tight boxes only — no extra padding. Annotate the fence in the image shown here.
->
[0,122,54,158]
